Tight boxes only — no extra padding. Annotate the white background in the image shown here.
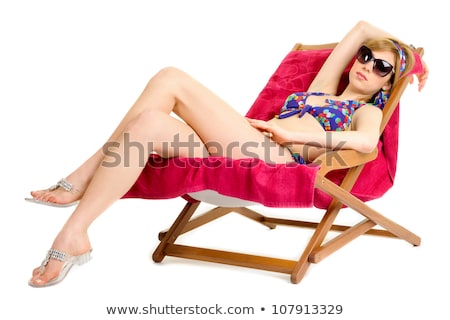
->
[1,0,448,319]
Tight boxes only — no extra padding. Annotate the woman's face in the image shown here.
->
[349,48,396,96]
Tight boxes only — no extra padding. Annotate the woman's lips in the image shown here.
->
[356,72,367,81]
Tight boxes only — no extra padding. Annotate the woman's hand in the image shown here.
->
[246,117,293,145]
[410,58,429,92]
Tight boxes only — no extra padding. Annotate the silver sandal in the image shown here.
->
[25,178,80,208]
[29,248,92,288]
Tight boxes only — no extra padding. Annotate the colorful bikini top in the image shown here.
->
[278,92,380,131]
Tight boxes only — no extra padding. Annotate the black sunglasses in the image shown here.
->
[356,45,394,77]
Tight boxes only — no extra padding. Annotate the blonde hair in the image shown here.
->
[363,38,415,87]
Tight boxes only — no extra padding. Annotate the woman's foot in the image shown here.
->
[29,231,92,287]
[27,177,87,207]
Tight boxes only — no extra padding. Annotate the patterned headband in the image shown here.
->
[391,40,406,74]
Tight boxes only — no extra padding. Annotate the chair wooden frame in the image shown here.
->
[151,43,423,284]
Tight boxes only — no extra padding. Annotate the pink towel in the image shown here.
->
[123,156,318,208]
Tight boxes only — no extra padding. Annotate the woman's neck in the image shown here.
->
[338,88,373,103]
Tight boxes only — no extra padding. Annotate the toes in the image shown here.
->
[30,191,57,204]
[32,266,41,277]
[37,195,50,203]
[29,262,61,286]
[43,194,56,203]
[30,190,50,202]
[29,188,78,205]
[46,195,59,204]
[30,273,55,286]
[30,190,45,198]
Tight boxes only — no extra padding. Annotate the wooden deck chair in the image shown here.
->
[124,42,424,284]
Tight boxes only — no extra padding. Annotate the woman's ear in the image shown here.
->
[382,81,392,91]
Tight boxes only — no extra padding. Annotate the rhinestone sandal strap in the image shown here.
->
[49,248,67,261]
[57,179,73,192]
[41,248,68,267]
[48,178,77,193]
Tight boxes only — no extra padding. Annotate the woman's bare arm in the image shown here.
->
[247,105,382,154]
[308,21,397,94]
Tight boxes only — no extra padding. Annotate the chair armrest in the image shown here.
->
[312,149,378,176]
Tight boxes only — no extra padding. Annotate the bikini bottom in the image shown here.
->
[286,146,306,165]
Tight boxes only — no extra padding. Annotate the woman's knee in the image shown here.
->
[152,66,185,84]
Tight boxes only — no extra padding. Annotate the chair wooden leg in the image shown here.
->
[158,206,234,240]
[290,165,365,283]
[317,176,421,246]
[152,201,200,262]
[290,199,343,284]
[309,219,376,263]
[157,206,277,241]
[164,244,296,274]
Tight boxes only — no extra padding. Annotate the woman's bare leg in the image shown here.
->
[29,67,293,286]
[30,67,236,204]
[30,112,208,285]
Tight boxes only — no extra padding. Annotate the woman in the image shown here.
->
[27,21,428,287]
